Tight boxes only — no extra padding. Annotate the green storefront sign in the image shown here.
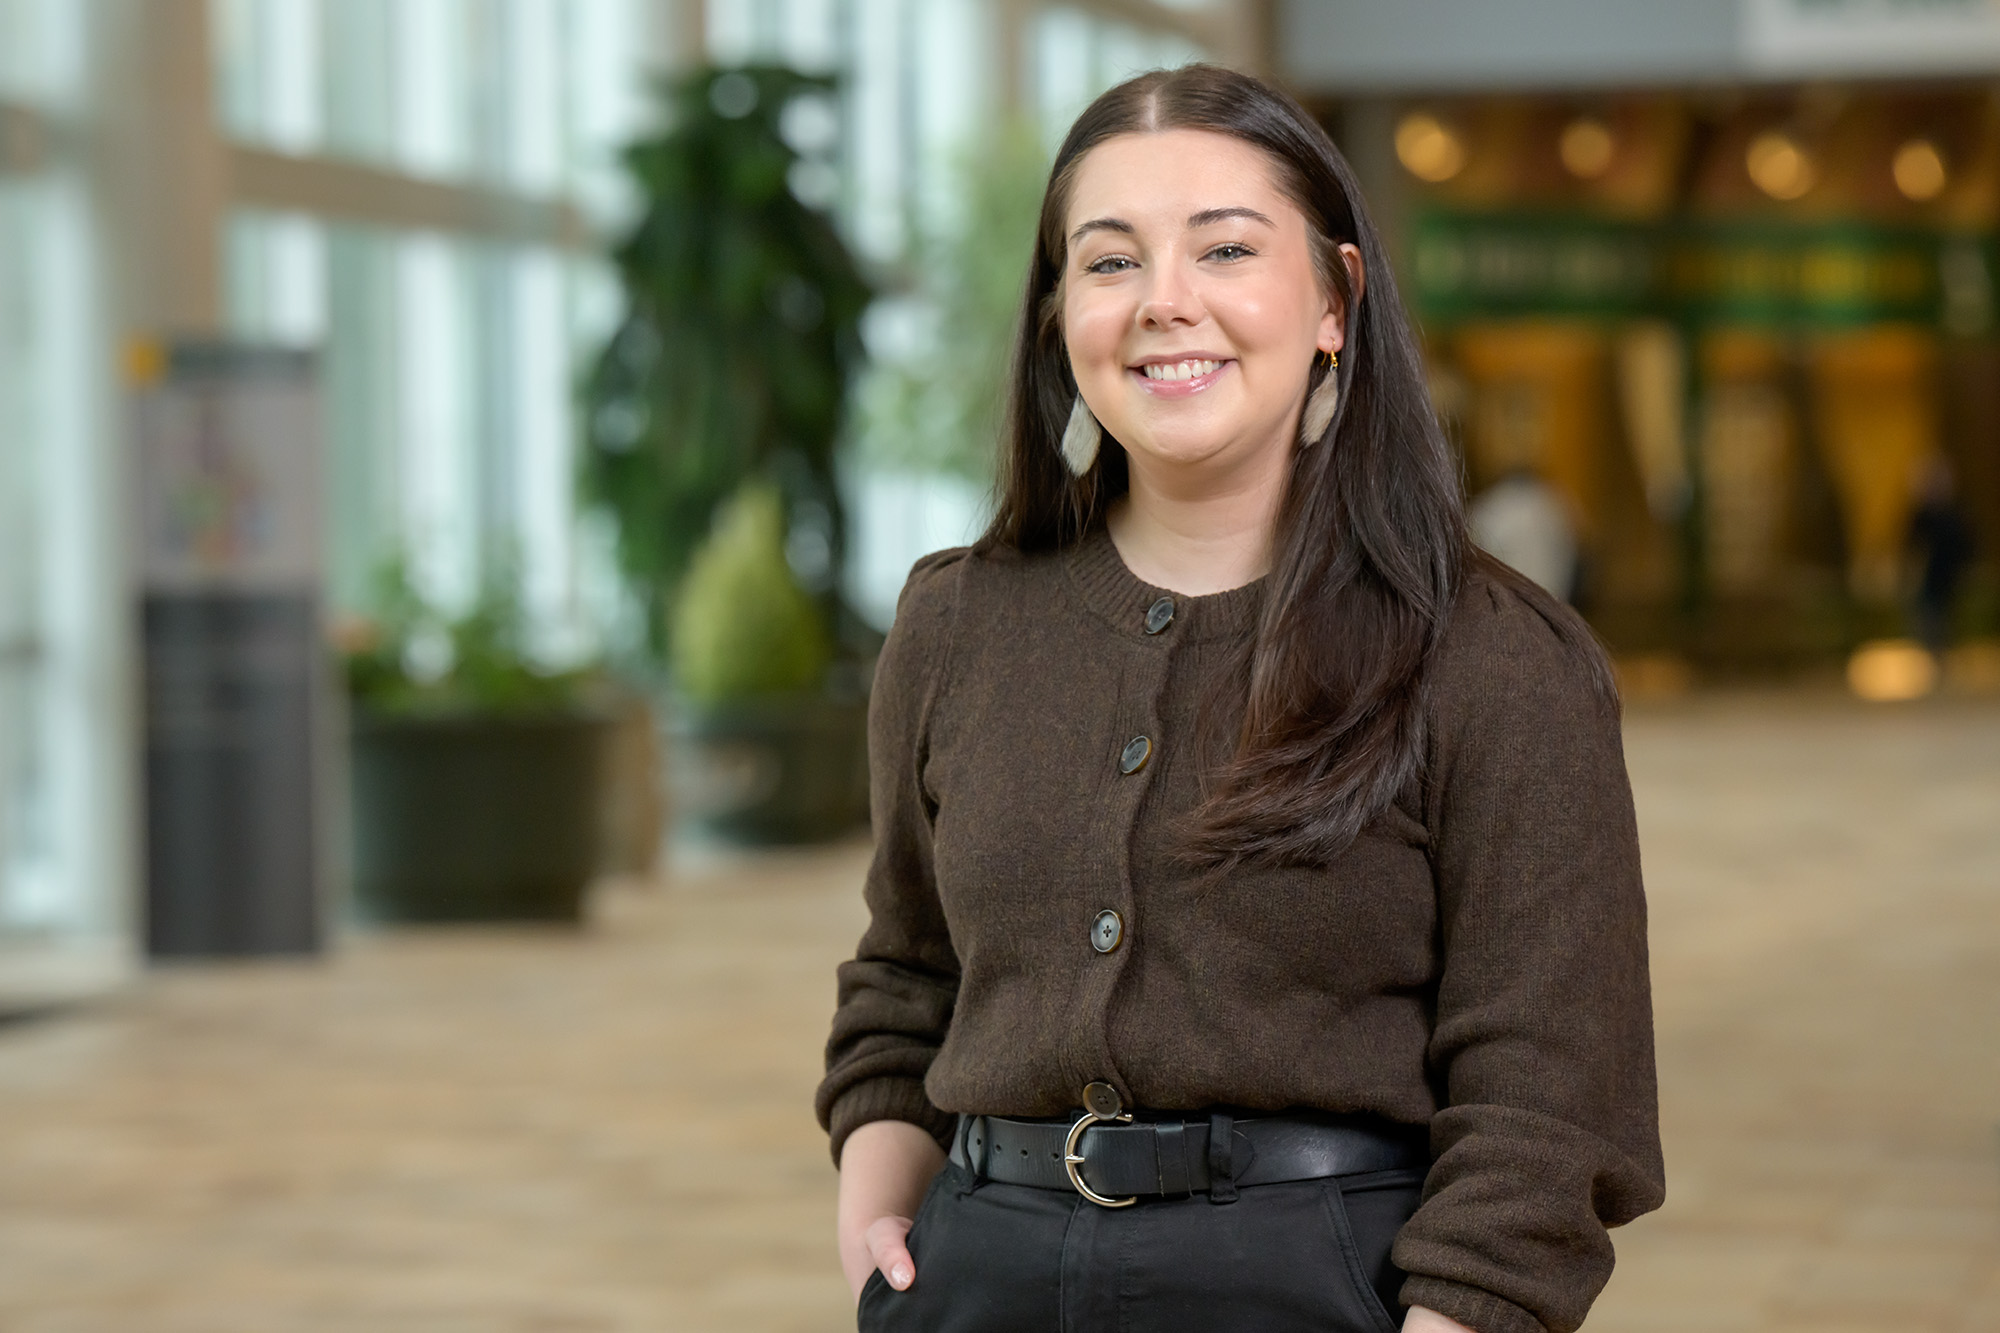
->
[1411,211,1995,330]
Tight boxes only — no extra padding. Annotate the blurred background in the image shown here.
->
[0,1,1995,1330]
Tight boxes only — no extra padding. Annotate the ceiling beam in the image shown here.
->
[228,145,593,250]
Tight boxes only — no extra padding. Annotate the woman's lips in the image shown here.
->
[1129,357,1232,397]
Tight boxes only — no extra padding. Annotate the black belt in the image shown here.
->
[950,1110,1427,1204]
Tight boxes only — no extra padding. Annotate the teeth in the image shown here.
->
[1142,359,1221,382]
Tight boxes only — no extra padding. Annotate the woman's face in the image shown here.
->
[1060,128,1356,479]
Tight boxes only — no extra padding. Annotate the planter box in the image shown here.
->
[672,696,867,845]
[350,711,608,923]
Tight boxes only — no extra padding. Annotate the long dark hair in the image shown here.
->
[983,64,1610,865]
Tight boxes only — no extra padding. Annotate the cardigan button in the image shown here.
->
[1144,597,1175,634]
[1091,909,1124,953]
[1119,735,1151,774]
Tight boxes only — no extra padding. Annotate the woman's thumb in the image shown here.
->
[864,1215,916,1290]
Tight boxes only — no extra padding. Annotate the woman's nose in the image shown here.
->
[1136,259,1203,329]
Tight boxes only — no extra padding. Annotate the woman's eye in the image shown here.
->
[1084,255,1136,275]
[1205,243,1254,263]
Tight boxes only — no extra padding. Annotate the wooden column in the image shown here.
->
[93,0,228,338]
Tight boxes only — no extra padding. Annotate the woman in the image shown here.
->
[817,65,1662,1333]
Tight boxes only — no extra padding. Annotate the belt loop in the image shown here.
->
[1207,1111,1238,1204]
[956,1114,986,1197]
[1155,1119,1190,1196]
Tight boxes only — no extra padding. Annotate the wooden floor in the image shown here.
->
[0,694,1995,1332]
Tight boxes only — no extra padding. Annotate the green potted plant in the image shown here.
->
[581,65,874,843]
[342,562,610,922]
[671,482,865,842]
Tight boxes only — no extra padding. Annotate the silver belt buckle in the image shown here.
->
[1064,1081,1137,1208]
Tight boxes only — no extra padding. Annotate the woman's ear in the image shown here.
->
[1321,243,1367,355]
[1338,242,1366,310]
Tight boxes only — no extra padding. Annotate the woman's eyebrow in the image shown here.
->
[1069,217,1135,245]
[1069,206,1273,246]
[1188,206,1274,229]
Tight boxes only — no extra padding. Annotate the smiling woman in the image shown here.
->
[820,65,1663,1333]
[1059,130,1360,597]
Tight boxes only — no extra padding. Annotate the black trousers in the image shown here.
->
[858,1158,1423,1332]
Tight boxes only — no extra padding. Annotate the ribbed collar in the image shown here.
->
[1061,525,1264,645]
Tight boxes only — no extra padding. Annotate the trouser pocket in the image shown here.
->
[1319,1169,1425,1333]
[858,1163,1076,1333]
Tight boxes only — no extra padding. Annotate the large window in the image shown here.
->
[0,0,127,992]
[227,214,616,655]
[218,0,644,206]
[215,0,647,656]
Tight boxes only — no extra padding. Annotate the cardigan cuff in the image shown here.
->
[1401,1276,1548,1333]
[825,1076,957,1166]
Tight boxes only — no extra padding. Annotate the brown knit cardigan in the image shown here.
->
[817,528,1664,1333]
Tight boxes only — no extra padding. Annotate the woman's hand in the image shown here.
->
[1405,1306,1478,1332]
[836,1119,947,1301]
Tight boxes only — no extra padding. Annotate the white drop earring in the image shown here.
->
[1299,350,1339,447]
[1061,393,1102,475]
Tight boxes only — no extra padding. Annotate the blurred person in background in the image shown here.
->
[1468,465,1579,603]
[1907,455,1975,657]
[819,65,1660,1333]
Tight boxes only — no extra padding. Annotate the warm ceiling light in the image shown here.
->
[1892,137,1948,201]
[1847,639,1937,702]
[1559,117,1617,179]
[1746,130,1816,200]
[1395,112,1467,183]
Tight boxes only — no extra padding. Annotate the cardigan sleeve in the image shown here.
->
[814,548,968,1165]
[1394,573,1666,1333]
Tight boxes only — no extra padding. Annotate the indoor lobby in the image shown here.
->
[1,2,1997,1330]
